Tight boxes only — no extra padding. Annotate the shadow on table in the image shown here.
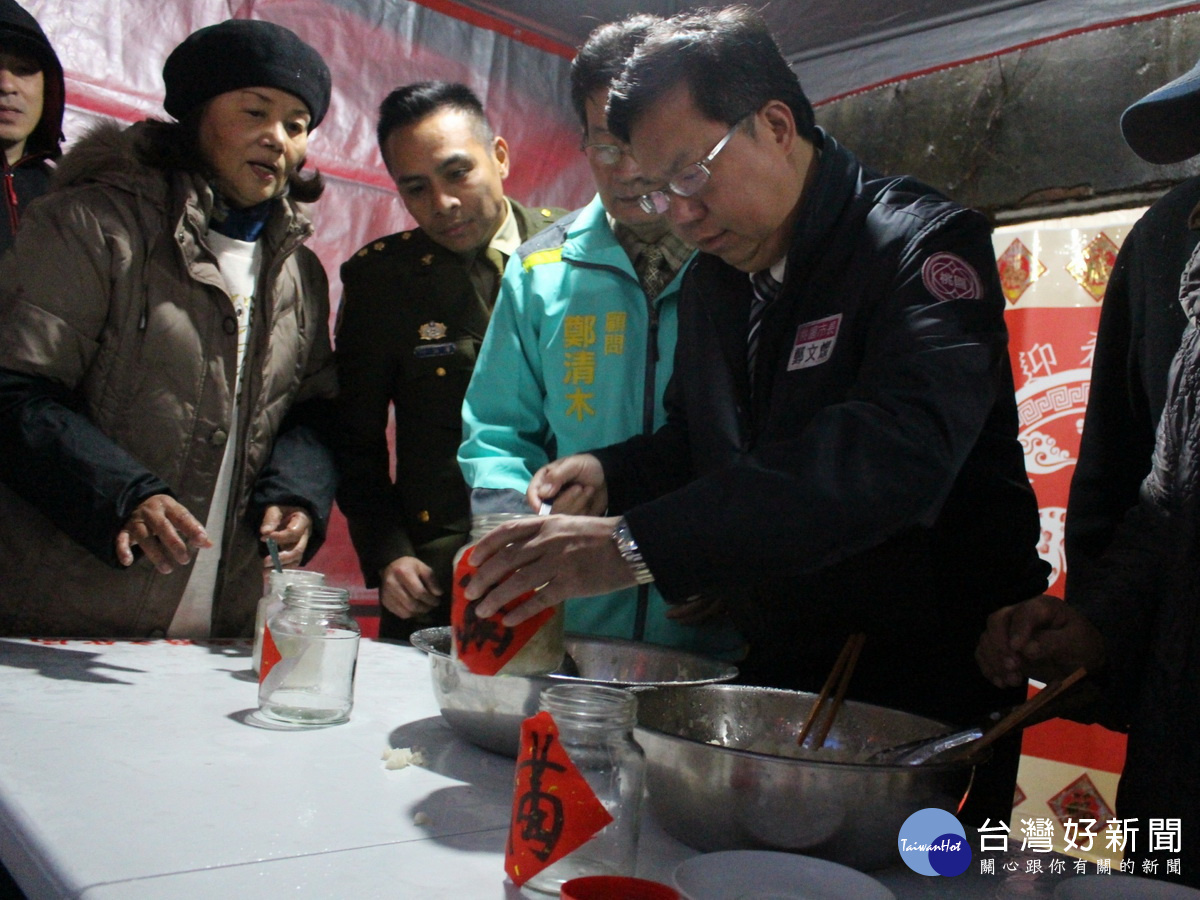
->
[389,716,517,790]
[0,639,144,684]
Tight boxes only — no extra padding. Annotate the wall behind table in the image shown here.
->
[28,0,595,632]
[995,208,1143,857]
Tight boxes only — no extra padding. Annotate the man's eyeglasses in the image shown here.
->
[637,117,746,215]
[581,142,625,167]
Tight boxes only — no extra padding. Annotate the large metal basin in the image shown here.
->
[635,684,980,871]
[410,626,738,757]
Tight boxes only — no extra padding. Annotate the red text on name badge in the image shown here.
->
[788,313,842,371]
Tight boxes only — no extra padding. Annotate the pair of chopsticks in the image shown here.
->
[797,633,865,749]
[965,665,1088,758]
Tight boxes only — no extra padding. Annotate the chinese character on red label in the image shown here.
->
[451,547,555,676]
[505,711,613,886]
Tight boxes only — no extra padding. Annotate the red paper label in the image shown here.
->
[259,625,281,684]
[451,546,555,675]
[505,711,613,886]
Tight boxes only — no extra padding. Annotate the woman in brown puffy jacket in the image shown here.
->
[0,20,338,638]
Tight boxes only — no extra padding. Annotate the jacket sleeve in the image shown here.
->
[458,254,554,506]
[0,191,175,566]
[332,264,413,587]
[1071,490,1165,731]
[621,209,1015,601]
[250,250,338,564]
[0,366,171,565]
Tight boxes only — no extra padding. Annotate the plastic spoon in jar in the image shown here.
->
[266,537,284,573]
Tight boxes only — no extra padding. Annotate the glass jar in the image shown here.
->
[523,685,646,895]
[252,569,326,674]
[257,584,360,726]
[451,513,564,676]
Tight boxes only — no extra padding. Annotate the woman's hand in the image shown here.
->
[116,494,211,573]
[260,505,313,567]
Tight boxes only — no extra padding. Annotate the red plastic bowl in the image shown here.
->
[560,875,681,900]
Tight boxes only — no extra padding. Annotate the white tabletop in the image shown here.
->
[0,637,1153,900]
[0,638,693,899]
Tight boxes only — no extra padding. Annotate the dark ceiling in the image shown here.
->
[446,0,1046,62]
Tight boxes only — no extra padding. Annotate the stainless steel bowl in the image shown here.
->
[634,684,980,871]
[410,626,739,757]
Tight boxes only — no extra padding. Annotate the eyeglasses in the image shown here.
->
[637,117,746,215]
[581,141,626,167]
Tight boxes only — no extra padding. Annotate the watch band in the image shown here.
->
[611,517,655,585]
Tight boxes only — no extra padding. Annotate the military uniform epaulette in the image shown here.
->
[344,228,445,267]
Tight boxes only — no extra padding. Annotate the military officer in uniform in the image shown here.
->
[335,81,563,641]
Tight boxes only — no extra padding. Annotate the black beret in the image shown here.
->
[163,19,331,129]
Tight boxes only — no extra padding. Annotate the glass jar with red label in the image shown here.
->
[252,569,326,675]
[451,513,564,676]
[258,584,360,726]
[522,685,645,894]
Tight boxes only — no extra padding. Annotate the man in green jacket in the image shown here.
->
[335,82,562,641]
[458,19,743,657]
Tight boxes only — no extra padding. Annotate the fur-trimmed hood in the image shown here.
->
[50,121,174,200]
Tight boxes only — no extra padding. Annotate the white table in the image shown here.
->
[0,638,694,899]
[0,638,1152,899]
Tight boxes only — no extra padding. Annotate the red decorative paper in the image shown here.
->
[259,625,281,683]
[451,546,555,675]
[997,238,1047,305]
[505,711,613,886]
[1047,772,1115,826]
[1065,232,1118,302]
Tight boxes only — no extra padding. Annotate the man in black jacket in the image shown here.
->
[465,6,1048,825]
[0,0,63,255]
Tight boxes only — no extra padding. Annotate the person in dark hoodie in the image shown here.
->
[0,19,337,638]
[0,0,64,254]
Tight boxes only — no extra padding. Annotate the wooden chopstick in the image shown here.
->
[797,632,866,749]
[966,666,1087,757]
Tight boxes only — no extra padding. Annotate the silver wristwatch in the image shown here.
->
[611,517,655,585]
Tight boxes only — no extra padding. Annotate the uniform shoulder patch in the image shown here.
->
[921,252,983,301]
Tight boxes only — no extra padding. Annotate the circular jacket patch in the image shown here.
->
[921,252,983,301]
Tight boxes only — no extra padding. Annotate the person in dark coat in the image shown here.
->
[1064,177,1197,599]
[0,0,64,254]
[334,81,563,642]
[464,6,1048,826]
[978,56,1200,889]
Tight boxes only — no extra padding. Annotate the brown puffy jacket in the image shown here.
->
[0,122,337,637]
